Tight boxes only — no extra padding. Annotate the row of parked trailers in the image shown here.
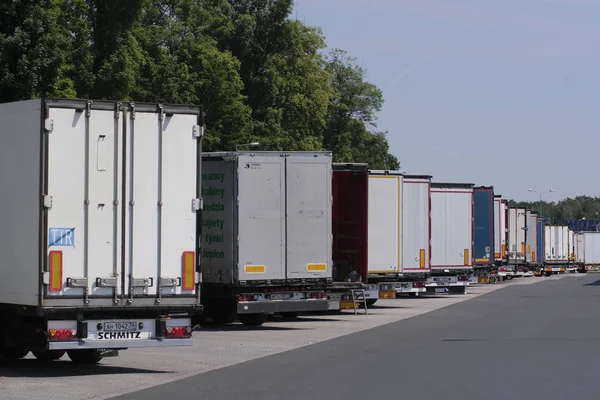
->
[326,163,592,310]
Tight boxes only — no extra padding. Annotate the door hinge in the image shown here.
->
[114,102,121,119]
[43,195,53,209]
[130,103,136,120]
[192,198,203,211]
[192,125,203,138]
[44,119,54,133]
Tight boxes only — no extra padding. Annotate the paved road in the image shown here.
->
[114,274,600,400]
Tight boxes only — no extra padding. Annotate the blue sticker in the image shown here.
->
[49,228,75,247]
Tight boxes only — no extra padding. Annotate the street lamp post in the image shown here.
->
[527,188,554,222]
[235,142,260,151]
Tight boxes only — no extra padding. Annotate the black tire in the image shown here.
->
[366,299,378,306]
[32,350,66,361]
[238,313,268,326]
[0,347,29,359]
[280,312,299,320]
[210,312,235,325]
[67,349,103,365]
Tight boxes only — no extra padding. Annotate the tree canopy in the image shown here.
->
[508,196,600,225]
[0,0,398,169]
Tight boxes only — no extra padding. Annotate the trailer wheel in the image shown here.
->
[209,312,235,325]
[67,349,103,365]
[238,313,268,326]
[0,347,29,359]
[32,350,66,361]
[280,312,299,320]
[366,299,378,306]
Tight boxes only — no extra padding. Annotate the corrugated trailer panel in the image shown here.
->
[582,232,600,265]
[493,197,501,260]
[285,155,333,280]
[201,158,238,284]
[561,226,571,261]
[368,171,402,273]
[525,211,538,264]
[332,164,368,282]
[569,230,575,261]
[0,99,42,306]
[402,176,431,272]
[430,183,474,269]
[493,196,506,262]
[508,208,517,261]
[516,207,526,261]
[201,152,333,285]
[537,220,545,265]
[544,226,552,261]
[576,233,585,263]
[507,207,526,263]
[571,231,579,262]
[0,98,203,307]
[560,226,569,261]
[473,187,494,265]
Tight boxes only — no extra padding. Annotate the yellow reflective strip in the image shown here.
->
[49,251,62,292]
[420,249,426,268]
[307,263,327,272]
[244,265,266,274]
[182,251,195,290]
[464,249,469,266]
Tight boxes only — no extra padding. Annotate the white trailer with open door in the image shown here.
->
[0,98,203,364]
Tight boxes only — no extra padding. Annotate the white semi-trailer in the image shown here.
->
[200,152,331,325]
[0,98,203,364]
[428,182,474,294]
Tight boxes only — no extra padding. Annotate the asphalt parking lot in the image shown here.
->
[0,274,576,400]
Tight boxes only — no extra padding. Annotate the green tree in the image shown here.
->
[132,0,252,150]
[218,0,332,150]
[0,0,75,102]
[323,49,399,170]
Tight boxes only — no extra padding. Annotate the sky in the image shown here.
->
[293,0,600,202]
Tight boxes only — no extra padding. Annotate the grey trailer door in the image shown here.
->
[236,155,286,281]
[285,155,332,280]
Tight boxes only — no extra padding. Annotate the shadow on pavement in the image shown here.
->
[0,358,169,378]
[198,323,310,332]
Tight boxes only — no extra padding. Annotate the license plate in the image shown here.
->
[103,321,138,332]
[435,288,448,293]
[271,293,291,300]
[434,277,453,282]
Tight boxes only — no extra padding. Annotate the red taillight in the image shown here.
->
[237,295,254,302]
[458,276,469,281]
[166,326,192,338]
[48,328,76,341]
[414,282,425,288]
[311,292,326,299]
